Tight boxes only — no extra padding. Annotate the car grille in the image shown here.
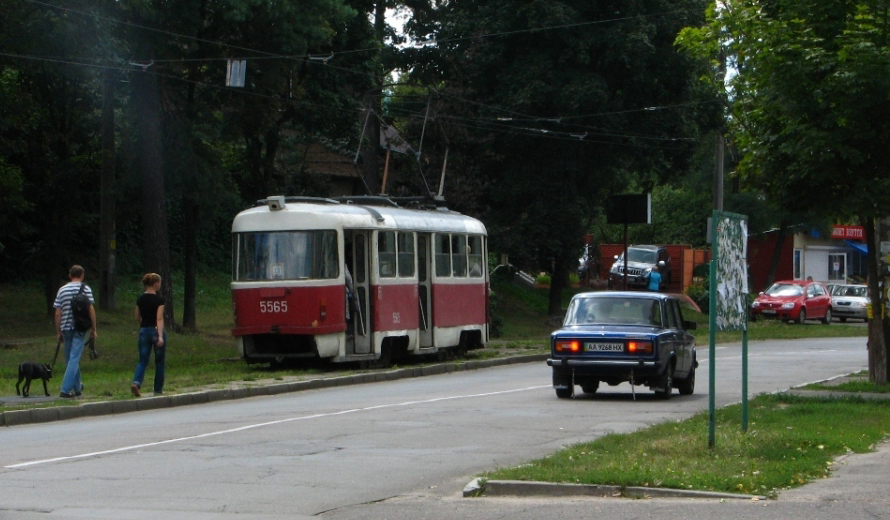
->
[836,302,851,306]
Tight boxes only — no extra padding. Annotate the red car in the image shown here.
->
[750,280,832,324]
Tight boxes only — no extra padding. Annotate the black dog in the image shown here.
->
[16,362,52,397]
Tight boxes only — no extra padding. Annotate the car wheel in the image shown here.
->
[555,386,574,399]
[840,317,847,323]
[581,381,600,394]
[797,308,807,325]
[676,364,695,396]
[654,364,673,400]
[822,308,832,325]
[749,313,758,322]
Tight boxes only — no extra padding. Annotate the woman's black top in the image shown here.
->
[137,293,165,328]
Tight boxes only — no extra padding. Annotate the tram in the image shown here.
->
[231,195,489,365]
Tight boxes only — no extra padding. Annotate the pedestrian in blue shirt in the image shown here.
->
[648,265,662,292]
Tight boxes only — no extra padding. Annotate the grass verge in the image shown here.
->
[484,393,890,497]
[0,275,869,411]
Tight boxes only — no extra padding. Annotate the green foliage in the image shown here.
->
[398,0,720,313]
[685,278,709,314]
[678,0,890,220]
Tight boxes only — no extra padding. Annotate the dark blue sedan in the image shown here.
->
[547,292,697,399]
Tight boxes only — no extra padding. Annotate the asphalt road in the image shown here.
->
[0,337,871,519]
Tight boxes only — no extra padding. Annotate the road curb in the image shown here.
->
[1,353,548,427]
[469,479,767,500]
[784,389,890,400]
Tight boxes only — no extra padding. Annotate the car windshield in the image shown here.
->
[565,296,662,327]
[620,248,657,264]
[764,283,804,297]
[832,285,868,297]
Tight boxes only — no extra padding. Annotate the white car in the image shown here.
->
[830,284,869,322]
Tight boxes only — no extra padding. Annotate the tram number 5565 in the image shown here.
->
[260,301,288,313]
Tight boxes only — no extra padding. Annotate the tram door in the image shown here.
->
[347,230,372,355]
[418,233,433,348]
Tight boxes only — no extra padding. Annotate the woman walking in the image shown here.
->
[131,273,166,397]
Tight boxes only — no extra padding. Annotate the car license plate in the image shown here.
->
[762,309,776,315]
[585,342,624,352]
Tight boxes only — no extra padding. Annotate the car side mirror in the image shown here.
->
[613,255,619,260]
[658,260,666,267]
[683,320,697,330]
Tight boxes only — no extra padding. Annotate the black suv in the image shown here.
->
[607,245,671,290]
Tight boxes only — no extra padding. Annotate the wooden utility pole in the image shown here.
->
[361,1,387,195]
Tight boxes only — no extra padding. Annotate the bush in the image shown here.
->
[488,289,504,337]
[686,277,710,314]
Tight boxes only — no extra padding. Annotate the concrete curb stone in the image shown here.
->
[137,396,172,411]
[1,352,549,427]
[30,407,59,423]
[784,389,890,400]
[475,479,767,500]
[4,409,33,426]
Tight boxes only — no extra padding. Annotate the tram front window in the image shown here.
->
[235,230,338,281]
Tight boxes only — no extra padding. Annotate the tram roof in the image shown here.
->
[232,198,487,235]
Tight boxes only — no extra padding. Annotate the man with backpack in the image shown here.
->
[53,265,97,398]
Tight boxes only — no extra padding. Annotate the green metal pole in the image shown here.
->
[742,312,748,432]
[708,211,718,449]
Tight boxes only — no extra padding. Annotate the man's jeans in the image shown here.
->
[61,329,86,395]
[133,327,166,394]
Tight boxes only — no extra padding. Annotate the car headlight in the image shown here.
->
[855,301,868,307]
[751,301,760,308]
[781,302,796,309]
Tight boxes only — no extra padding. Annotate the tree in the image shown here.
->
[0,1,106,310]
[401,0,719,313]
[679,0,890,382]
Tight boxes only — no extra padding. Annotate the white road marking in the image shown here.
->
[5,385,550,469]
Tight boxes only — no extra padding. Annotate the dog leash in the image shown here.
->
[88,337,99,360]
[51,340,61,369]
[50,337,99,367]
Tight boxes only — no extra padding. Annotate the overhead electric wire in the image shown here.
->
[10,0,708,150]
[24,0,699,62]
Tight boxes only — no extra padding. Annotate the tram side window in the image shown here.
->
[378,231,397,278]
[397,232,416,277]
[435,234,451,277]
[452,235,468,277]
[468,235,484,278]
[235,230,338,281]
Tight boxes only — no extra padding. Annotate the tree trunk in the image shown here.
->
[863,215,887,384]
[134,70,176,331]
[181,195,198,331]
[548,257,568,316]
[99,68,116,311]
[763,219,789,292]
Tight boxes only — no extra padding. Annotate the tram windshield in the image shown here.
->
[235,230,338,281]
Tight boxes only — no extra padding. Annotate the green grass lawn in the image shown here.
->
[485,393,890,497]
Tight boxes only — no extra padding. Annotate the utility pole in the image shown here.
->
[361,1,387,195]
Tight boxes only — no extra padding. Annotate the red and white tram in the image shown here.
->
[231,195,489,364]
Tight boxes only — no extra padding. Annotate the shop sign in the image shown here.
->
[832,225,865,240]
